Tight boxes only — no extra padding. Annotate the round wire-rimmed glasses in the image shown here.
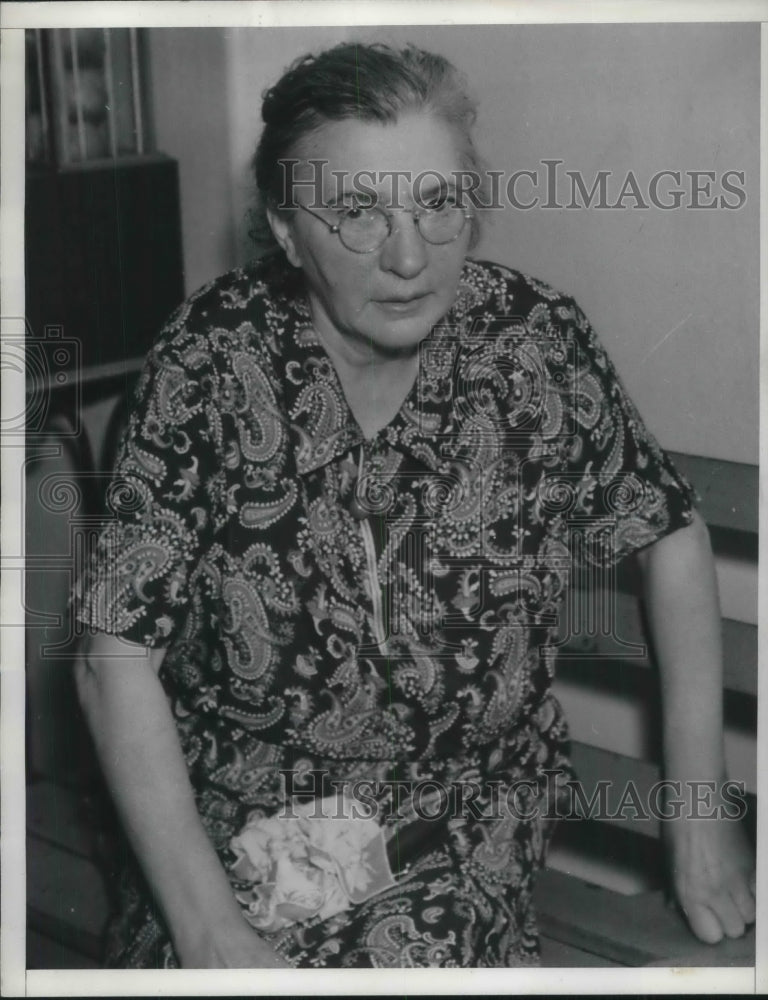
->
[297,200,473,254]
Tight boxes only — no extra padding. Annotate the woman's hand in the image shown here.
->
[179,918,292,968]
[664,811,756,944]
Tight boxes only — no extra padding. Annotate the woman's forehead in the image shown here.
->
[290,112,465,201]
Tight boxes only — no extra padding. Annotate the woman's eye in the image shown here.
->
[422,193,456,211]
[341,201,376,220]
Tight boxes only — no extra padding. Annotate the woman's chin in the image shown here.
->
[367,324,434,357]
[364,305,444,356]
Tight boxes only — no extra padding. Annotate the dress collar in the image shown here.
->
[275,260,491,476]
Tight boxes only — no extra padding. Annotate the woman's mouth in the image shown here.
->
[375,293,429,314]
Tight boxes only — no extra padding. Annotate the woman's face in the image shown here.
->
[268,112,472,361]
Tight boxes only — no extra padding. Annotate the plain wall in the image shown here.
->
[148,29,238,292]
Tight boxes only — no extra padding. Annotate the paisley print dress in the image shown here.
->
[75,257,695,968]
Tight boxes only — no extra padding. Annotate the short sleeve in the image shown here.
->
[554,297,697,564]
[73,331,220,646]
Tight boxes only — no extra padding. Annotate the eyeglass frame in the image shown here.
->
[294,199,474,254]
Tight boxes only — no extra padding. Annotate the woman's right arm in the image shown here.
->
[74,630,289,968]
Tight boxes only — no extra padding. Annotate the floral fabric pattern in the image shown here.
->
[76,257,695,967]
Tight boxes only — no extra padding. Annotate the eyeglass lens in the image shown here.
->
[339,205,469,253]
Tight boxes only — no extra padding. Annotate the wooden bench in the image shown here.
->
[26,452,757,968]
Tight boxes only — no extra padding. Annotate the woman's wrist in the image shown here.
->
[173,904,252,966]
[174,911,288,969]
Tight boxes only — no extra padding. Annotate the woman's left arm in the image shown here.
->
[637,508,756,943]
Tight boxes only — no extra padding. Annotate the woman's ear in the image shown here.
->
[266,205,302,268]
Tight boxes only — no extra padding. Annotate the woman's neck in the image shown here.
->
[314,327,421,439]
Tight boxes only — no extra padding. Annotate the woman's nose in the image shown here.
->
[379,212,428,278]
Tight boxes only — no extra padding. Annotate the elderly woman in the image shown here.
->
[75,42,755,969]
